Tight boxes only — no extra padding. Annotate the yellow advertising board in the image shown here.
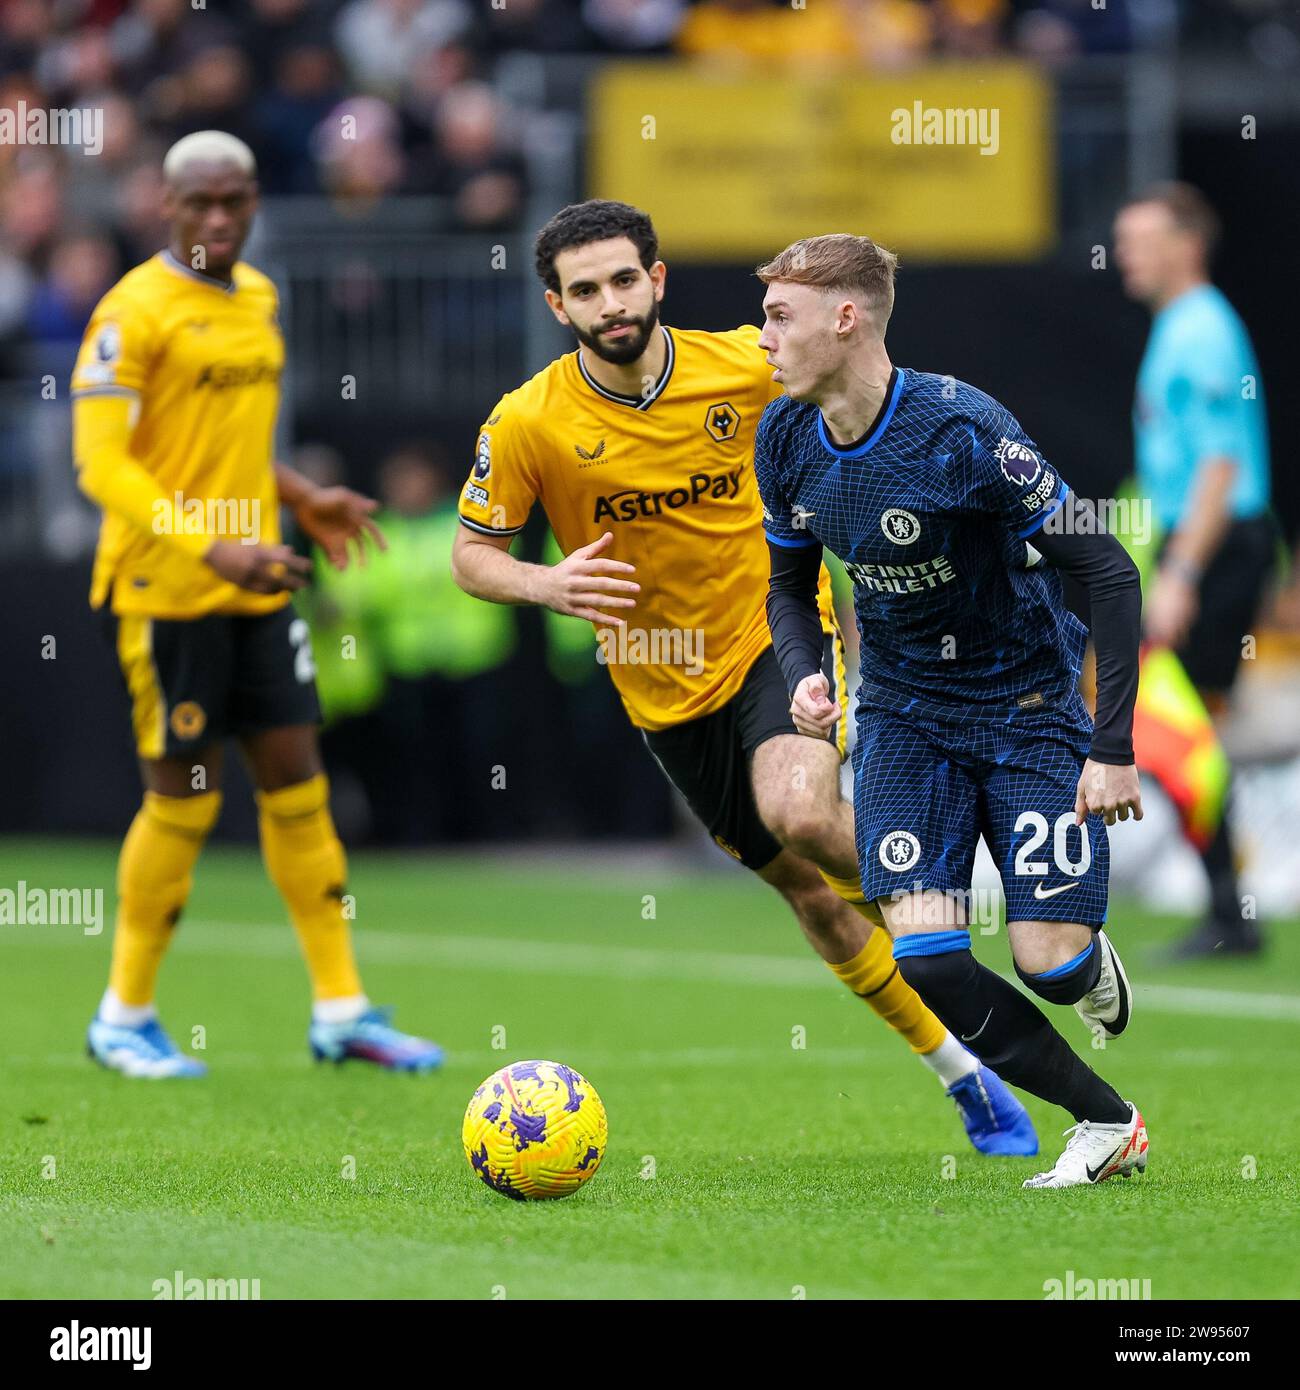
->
[590,62,1053,262]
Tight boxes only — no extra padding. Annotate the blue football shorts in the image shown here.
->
[853,701,1110,926]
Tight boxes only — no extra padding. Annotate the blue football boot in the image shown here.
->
[309,1006,443,1073]
[87,1014,208,1079]
[947,1064,1038,1156]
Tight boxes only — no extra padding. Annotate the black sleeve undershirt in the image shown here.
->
[766,539,827,699]
[766,494,1142,765]
[1030,493,1141,764]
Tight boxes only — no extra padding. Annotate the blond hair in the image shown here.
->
[163,130,256,183]
[756,234,898,327]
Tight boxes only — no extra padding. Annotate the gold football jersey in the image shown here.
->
[459,324,835,730]
[71,251,286,618]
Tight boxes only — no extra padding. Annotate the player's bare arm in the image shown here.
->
[452,526,638,627]
[1145,454,1236,647]
[274,460,387,571]
[203,539,311,594]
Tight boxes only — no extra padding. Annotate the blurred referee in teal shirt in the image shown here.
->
[1115,183,1276,959]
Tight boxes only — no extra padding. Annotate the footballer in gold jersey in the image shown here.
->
[452,201,1036,1154]
[72,131,440,1078]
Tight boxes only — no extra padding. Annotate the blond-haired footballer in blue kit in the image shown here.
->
[756,233,1149,1188]
[73,131,440,1077]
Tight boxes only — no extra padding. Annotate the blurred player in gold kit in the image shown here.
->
[452,201,1037,1154]
[73,131,441,1076]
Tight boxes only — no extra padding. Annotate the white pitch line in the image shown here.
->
[22,1045,1249,1073]
[16,1046,883,1072]
[1135,982,1300,1023]
[152,921,1300,1026]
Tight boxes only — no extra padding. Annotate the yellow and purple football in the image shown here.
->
[462,1059,608,1200]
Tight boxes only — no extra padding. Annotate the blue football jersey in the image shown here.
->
[1135,284,1271,532]
[756,368,1089,724]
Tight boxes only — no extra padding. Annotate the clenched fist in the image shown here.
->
[789,671,840,739]
[1074,759,1143,827]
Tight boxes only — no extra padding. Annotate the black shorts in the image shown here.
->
[106,604,322,759]
[1162,515,1277,694]
[642,632,847,871]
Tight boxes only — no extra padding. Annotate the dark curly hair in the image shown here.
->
[533,200,659,295]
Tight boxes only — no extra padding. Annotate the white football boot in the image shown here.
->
[1023,1103,1148,1189]
[1074,930,1133,1040]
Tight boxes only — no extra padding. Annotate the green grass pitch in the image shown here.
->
[2,837,1297,1300]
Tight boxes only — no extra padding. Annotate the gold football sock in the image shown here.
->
[821,870,947,1055]
[108,790,223,1007]
[256,774,362,1002]
[818,867,886,929]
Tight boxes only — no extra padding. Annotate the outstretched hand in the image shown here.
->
[537,531,639,626]
[294,486,387,570]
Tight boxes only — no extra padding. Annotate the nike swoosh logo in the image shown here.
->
[1034,881,1079,900]
[1086,1141,1126,1183]
[960,1008,993,1043]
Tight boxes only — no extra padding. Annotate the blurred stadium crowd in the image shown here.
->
[1,0,1293,372]
[1,0,1292,397]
